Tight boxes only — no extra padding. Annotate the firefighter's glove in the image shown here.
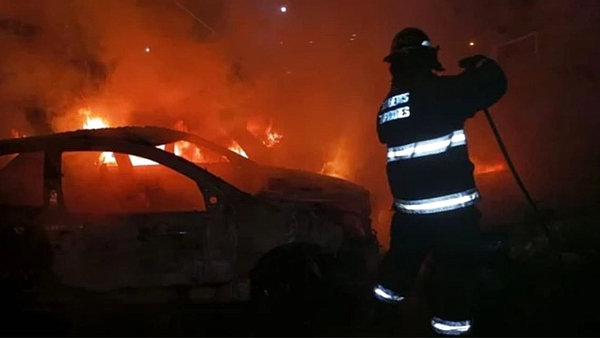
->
[459,54,490,70]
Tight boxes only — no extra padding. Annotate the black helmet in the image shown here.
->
[383,27,444,71]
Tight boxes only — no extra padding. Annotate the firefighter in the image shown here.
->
[371,27,507,336]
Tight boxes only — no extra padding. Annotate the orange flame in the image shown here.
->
[228,140,249,158]
[263,121,283,148]
[80,108,110,130]
[78,111,244,166]
[246,117,283,148]
[79,108,118,165]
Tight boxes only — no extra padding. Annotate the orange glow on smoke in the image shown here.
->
[10,129,25,138]
[473,159,507,175]
[321,140,351,180]
[321,161,349,180]
[173,119,188,132]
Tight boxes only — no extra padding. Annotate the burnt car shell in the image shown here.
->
[0,127,377,302]
[259,167,369,208]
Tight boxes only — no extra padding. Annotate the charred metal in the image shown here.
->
[0,126,379,303]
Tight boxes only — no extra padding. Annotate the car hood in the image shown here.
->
[253,165,371,216]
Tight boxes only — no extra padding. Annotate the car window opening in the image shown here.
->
[62,151,207,214]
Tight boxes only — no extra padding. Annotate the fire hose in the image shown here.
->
[482,108,558,250]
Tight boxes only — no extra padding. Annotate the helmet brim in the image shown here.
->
[383,45,441,63]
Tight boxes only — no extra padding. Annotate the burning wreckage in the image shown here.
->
[0,125,379,304]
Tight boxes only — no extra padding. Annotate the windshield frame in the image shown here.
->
[173,133,258,169]
[156,133,266,195]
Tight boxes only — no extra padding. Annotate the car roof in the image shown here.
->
[0,126,221,155]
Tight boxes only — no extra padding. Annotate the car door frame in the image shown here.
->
[0,148,54,293]
[45,139,236,290]
[48,138,228,213]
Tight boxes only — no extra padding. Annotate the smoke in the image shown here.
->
[430,0,600,233]
[0,0,246,138]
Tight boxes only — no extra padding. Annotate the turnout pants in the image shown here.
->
[376,205,481,333]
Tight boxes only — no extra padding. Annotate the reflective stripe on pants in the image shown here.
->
[376,206,481,331]
[373,284,404,304]
[431,317,473,336]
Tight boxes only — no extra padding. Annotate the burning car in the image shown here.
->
[0,126,378,304]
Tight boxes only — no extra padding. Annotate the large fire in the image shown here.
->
[78,109,248,166]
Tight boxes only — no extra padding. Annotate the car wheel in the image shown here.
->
[249,243,331,320]
[1,235,53,305]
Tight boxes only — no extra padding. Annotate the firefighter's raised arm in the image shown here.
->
[447,54,508,117]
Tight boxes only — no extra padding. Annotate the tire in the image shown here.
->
[249,243,331,321]
[1,223,53,305]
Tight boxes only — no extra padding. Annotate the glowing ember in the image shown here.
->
[10,129,25,138]
[228,140,249,158]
